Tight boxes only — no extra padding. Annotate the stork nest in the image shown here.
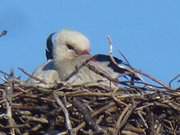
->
[0,74,179,135]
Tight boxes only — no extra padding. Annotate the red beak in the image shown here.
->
[79,50,90,55]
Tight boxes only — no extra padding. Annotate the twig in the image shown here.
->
[18,67,47,84]
[64,57,94,82]
[169,74,180,88]
[113,103,135,135]
[21,116,48,123]
[118,49,131,67]
[137,111,148,128]
[87,63,118,83]
[0,70,10,81]
[106,35,131,67]
[0,30,7,37]
[4,71,16,135]
[64,55,119,88]
[74,102,115,133]
[72,97,104,134]
[106,36,143,81]
[0,70,10,77]
[53,92,74,135]
[120,80,167,89]
[0,88,33,104]
[134,69,172,90]
[106,36,173,90]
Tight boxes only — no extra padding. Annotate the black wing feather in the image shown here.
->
[94,54,126,73]
[46,32,55,60]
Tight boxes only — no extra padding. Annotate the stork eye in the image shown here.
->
[66,44,74,50]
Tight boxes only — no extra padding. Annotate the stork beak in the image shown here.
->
[79,50,90,55]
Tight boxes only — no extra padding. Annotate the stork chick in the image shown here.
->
[53,30,121,88]
[26,33,60,88]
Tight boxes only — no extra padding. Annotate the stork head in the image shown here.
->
[53,29,91,61]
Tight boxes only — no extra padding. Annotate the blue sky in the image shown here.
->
[0,0,179,85]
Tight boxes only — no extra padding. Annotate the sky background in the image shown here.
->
[0,0,179,86]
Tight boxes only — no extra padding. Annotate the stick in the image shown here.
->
[4,72,16,135]
[107,36,171,90]
[113,103,135,135]
[0,30,7,37]
[18,67,47,84]
[53,92,74,135]
[73,97,104,134]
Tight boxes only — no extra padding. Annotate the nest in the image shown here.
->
[0,73,179,135]
[0,30,179,135]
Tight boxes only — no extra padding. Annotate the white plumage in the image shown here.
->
[53,30,122,88]
[27,29,141,88]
